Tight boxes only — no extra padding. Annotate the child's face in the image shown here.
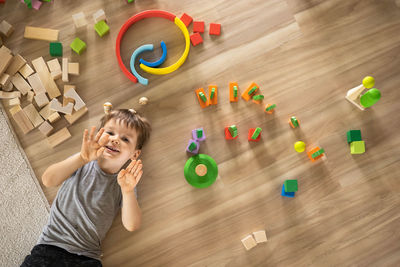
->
[100,118,141,165]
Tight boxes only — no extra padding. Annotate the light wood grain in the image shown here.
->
[1,0,400,266]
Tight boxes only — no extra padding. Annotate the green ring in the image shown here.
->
[184,154,218,188]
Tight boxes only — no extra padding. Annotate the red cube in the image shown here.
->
[224,127,238,140]
[193,21,205,33]
[180,13,193,27]
[209,23,221,35]
[248,128,261,142]
[190,32,203,46]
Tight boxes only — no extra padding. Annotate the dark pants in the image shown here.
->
[21,244,102,267]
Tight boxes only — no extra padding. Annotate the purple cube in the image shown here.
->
[186,139,200,154]
[192,128,206,142]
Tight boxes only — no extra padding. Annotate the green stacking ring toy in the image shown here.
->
[184,154,218,188]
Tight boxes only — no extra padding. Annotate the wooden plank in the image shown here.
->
[11,73,32,95]
[6,54,26,76]
[18,63,34,79]
[47,127,71,147]
[0,91,21,99]
[64,106,88,124]
[27,72,46,94]
[33,92,49,108]
[62,58,68,82]
[0,72,10,87]
[24,26,59,41]
[31,57,61,98]
[9,105,34,134]
[23,103,44,128]
[0,46,13,76]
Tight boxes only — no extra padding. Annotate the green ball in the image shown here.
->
[294,141,306,153]
[362,76,375,89]
[360,88,381,108]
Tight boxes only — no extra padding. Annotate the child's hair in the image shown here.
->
[99,109,151,149]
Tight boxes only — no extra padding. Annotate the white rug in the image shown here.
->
[0,103,49,266]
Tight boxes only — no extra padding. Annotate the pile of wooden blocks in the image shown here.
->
[1,23,87,148]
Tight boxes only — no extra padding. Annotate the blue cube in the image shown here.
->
[281,184,295,197]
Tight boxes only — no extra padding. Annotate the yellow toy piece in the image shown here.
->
[140,17,190,75]
[362,76,375,89]
[294,141,306,153]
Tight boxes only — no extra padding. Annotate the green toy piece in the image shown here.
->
[252,95,264,101]
[360,88,381,108]
[350,141,365,154]
[127,0,134,2]
[229,125,238,138]
[265,104,276,112]
[199,92,207,102]
[362,76,375,89]
[284,180,298,193]
[347,130,362,143]
[94,20,110,37]
[196,129,203,138]
[311,148,325,159]
[49,42,62,57]
[24,0,32,8]
[251,127,262,140]
[210,87,215,99]
[184,154,218,188]
[70,37,86,55]
[188,141,197,151]
[290,117,299,128]
[247,86,257,96]
[233,86,238,98]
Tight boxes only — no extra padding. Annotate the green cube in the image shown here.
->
[49,42,62,57]
[70,38,86,55]
[251,127,262,140]
[350,141,365,154]
[127,0,134,2]
[284,180,298,192]
[347,130,362,143]
[94,20,110,37]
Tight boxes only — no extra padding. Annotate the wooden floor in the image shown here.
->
[2,0,400,266]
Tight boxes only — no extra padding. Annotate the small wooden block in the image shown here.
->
[24,26,59,41]
[47,58,61,72]
[2,81,13,92]
[72,12,88,29]
[0,90,21,99]
[6,54,27,76]
[23,103,44,128]
[253,231,267,243]
[51,69,62,80]
[64,106,88,124]
[9,105,34,134]
[64,87,85,111]
[47,127,71,148]
[0,72,10,87]
[195,88,209,108]
[208,85,218,105]
[27,73,46,94]
[229,82,239,102]
[47,111,61,123]
[93,9,106,23]
[11,73,32,95]
[18,63,34,79]
[49,98,73,115]
[39,103,55,120]
[242,82,259,101]
[68,62,79,75]
[26,90,34,103]
[0,20,14,37]
[34,92,49,108]
[32,57,61,98]
[8,97,20,106]
[63,85,76,106]
[62,58,68,82]
[0,45,13,76]
[241,235,257,251]
[38,121,53,136]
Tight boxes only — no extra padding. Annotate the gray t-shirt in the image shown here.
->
[37,159,123,260]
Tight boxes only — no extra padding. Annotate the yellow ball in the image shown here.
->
[362,76,375,89]
[294,141,306,153]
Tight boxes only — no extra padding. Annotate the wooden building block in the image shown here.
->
[47,127,71,147]
[62,58,68,82]
[229,82,239,102]
[6,54,27,76]
[72,12,88,29]
[38,121,53,136]
[64,106,88,124]
[64,88,85,111]
[241,235,257,251]
[18,63,34,79]
[63,85,75,106]
[208,85,218,105]
[0,20,14,37]
[50,69,61,80]
[8,97,20,106]
[0,72,10,87]
[24,26,59,41]
[27,72,46,94]
[47,111,61,123]
[39,103,55,120]
[242,82,259,101]
[9,105,34,134]
[49,98,73,115]
[47,58,61,72]
[0,91,21,99]
[34,92,49,108]
[11,73,32,95]
[253,230,267,243]
[68,62,79,75]
[93,9,106,23]
[26,90,34,102]
[2,81,13,92]
[23,103,44,127]
[0,46,13,76]
[195,88,209,108]
[31,57,61,98]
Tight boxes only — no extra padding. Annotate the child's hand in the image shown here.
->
[80,127,109,164]
[117,159,143,194]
